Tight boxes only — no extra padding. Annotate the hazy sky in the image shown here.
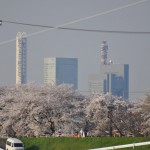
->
[0,0,150,100]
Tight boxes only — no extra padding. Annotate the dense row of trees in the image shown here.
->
[0,83,149,138]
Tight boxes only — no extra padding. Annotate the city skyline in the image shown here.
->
[0,0,150,100]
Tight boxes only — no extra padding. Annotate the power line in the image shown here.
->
[0,0,148,46]
[2,20,150,34]
[2,20,54,28]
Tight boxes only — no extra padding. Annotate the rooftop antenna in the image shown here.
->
[101,41,108,65]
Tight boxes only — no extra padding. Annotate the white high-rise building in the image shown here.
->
[44,57,78,89]
[16,32,27,84]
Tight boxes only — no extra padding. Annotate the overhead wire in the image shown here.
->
[2,20,54,29]
[2,20,150,34]
[0,0,148,46]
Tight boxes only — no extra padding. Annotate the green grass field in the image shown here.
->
[1,137,150,150]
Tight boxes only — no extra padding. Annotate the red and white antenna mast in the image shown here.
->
[101,41,108,65]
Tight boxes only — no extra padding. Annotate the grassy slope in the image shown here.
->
[19,137,150,150]
[1,137,150,150]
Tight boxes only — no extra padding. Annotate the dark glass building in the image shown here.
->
[89,64,129,100]
[44,57,78,89]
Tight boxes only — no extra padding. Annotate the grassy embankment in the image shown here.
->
[1,137,150,150]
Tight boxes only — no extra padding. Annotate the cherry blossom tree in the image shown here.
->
[0,83,148,138]
[84,93,139,137]
[137,92,150,136]
[0,83,85,137]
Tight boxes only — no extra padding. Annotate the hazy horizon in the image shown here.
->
[0,0,150,100]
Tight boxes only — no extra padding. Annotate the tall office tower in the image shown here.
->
[89,41,129,100]
[16,32,27,84]
[44,57,78,89]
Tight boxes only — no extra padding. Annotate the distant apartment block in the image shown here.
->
[16,32,27,84]
[44,57,78,89]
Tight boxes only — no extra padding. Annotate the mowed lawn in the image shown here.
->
[19,137,150,150]
[1,137,150,150]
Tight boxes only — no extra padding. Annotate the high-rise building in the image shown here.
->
[16,32,27,84]
[44,57,78,89]
[101,64,129,99]
[89,41,129,100]
[89,64,129,100]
